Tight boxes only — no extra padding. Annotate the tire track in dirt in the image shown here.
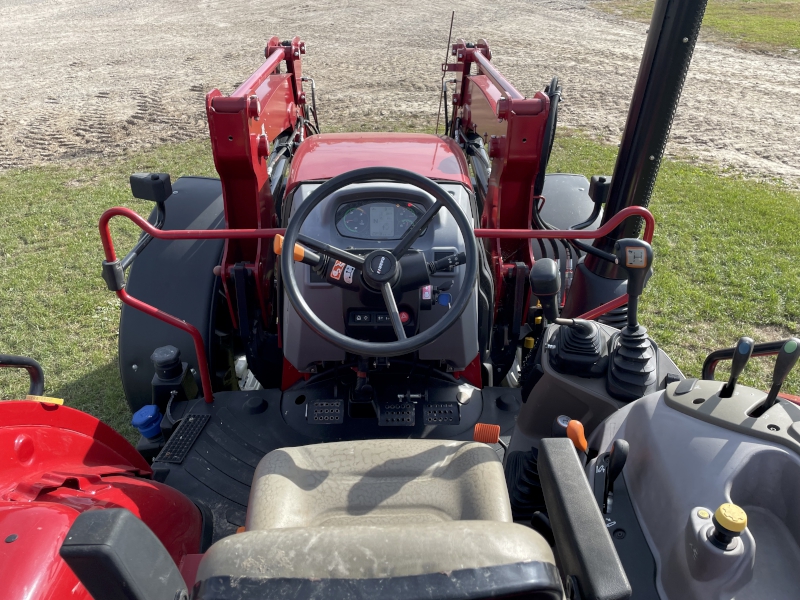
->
[0,0,797,186]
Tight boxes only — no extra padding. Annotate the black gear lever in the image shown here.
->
[603,438,629,514]
[719,337,755,398]
[529,258,561,322]
[760,338,800,411]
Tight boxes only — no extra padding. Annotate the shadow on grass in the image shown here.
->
[53,360,138,442]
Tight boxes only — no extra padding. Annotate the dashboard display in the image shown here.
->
[336,200,425,240]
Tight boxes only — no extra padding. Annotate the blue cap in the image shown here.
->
[131,405,163,440]
[437,293,452,307]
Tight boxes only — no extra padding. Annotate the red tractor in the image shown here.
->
[3,1,800,599]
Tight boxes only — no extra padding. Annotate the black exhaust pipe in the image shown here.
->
[563,0,709,317]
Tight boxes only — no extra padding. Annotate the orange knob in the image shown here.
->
[566,419,588,454]
[474,423,501,444]
[273,234,305,261]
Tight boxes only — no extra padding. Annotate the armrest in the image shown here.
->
[538,438,631,600]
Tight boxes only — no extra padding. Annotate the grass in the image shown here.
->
[595,0,800,52]
[0,133,798,439]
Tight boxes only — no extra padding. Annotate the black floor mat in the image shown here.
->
[152,386,520,543]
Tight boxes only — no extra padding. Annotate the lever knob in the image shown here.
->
[763,337,800,409]
[613,239,653,298]
[603,438,629,513]
[529,258,561,322]
[719,337,754,398]
[711,503,747,550]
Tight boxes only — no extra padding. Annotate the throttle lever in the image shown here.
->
[603,439,629,514]
[719,337,754,398]
[761,338,800,411]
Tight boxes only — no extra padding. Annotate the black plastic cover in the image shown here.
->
[538,438,631,600]
[130,172,173,203]
[102,259,126,291]
[60,508,188,600]
[194,561,563,600]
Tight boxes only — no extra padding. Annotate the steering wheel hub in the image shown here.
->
[363,250,399,288]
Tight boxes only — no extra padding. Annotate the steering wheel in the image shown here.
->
[281,166,479,357]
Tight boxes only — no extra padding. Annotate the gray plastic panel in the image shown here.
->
[283,182,478,370]
[664,379,800,455]
[588,390,800,600]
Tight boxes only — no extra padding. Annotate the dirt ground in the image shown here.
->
[1,0,798,185]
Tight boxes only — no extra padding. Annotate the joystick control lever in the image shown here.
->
[614,239,653,328]
[761,338,800,411]
[607,240,658,401]
[719,337,754,398]
[529,258,561,322]
[603,439,629,514]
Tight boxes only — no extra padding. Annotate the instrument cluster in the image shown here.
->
[335,200,425,240]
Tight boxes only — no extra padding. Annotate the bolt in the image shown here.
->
[649,155,655,161]
[132,364,138,372]
[190,368,197,375]
[614,529,626,539]
[683,37,689,43]
[294,50,300,58]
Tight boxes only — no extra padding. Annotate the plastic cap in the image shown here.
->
[714,503,747,533]
[566,420,588,453]
[473,423,501,444]
[524,337,535,349]
[273,234,304,261]
[437,293,452,307]
[131,405,163,440]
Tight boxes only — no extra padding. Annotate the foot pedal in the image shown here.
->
[378,402,416,426]
[308,400,344,424]
[423,402,461,425]
[154,413,210,464]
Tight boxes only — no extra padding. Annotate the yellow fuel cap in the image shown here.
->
[714,503,747,533]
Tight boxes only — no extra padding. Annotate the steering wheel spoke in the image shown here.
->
[392,200,444,259]
[381,283,407,341]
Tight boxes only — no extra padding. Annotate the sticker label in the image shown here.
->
[625,247,646,268]
[343,265,355,284]
[330,260,346,281]
[422,285,432,300]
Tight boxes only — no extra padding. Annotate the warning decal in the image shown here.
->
[330,260,346,281]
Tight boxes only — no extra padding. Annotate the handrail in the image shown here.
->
[99,205,655,402]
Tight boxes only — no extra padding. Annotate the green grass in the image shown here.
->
[596,0,800,51]
[1,134,798,439]
[0,141,217,437]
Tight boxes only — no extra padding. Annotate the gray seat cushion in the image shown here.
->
[246,439,513,529]
[197,521,556,581]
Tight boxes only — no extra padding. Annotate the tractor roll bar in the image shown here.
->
[99,205,653,402]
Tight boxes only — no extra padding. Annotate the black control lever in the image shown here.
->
[603,439,629,514]
[529,258,561,322]
[719,337,754,398]
[613,239,653,328]
[761,338,800,411]
[427,252,466,274]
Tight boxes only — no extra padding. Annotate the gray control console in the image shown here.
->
[282,181,479,371]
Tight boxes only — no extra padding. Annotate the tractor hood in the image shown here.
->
[286,133,472,194]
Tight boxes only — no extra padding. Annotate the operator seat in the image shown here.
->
[195,440,562,599]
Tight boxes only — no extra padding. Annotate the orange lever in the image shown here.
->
[273,234,305,261]
[473,423,501,444]
[566,419,588,454]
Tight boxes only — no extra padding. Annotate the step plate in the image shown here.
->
[308,400,344,424]
[378,402,416,426]
[154,413,210,464]
[423,402,461,425]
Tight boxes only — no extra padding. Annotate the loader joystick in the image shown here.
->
[280,166,479,358]
[607,239,659,401]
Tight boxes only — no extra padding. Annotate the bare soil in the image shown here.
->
[1,0,798,185]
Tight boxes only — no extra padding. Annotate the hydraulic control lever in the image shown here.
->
[718,336,755,398]
[607,240,657,401]
[760,338,800,411]
[529,258,561,322]
[603,438,629,514]
[614,238,653,329]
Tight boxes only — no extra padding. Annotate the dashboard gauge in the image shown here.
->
[342,207,368,234]
[336,200,426,239]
